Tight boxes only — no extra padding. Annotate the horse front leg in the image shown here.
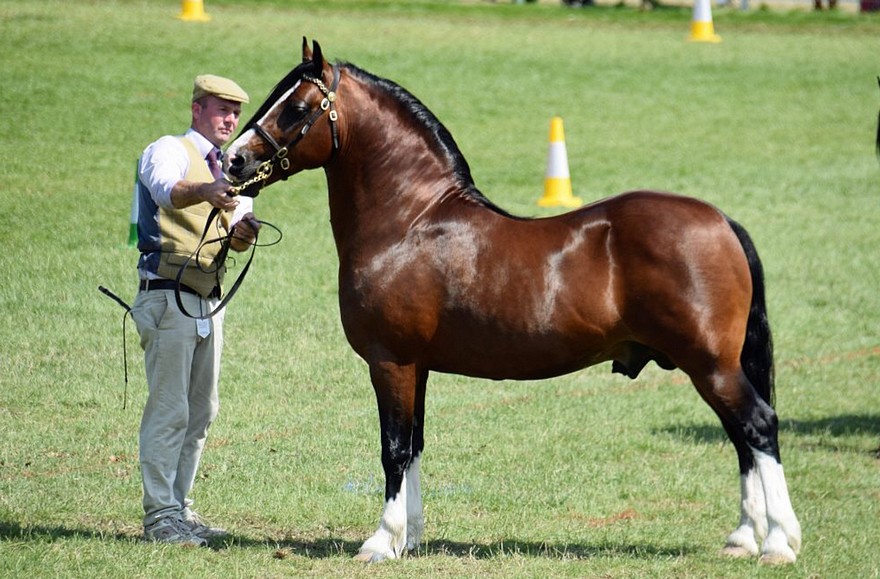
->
[405,369,428,551]
[355,359,419,563]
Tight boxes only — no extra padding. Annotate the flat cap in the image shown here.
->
[192,74,249,103]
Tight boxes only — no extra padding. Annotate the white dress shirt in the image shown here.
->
[138,128,253,220]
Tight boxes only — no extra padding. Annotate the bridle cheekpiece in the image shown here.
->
[229,64,340,197]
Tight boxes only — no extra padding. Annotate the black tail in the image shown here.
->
[876,76,880,158]
[726,217,775,408]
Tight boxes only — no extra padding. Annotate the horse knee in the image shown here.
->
[382,429,412,473]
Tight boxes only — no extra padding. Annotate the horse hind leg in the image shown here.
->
[717,420,767,558]
[355,360,420,563]
[692,369,801,564]
[752,445,801,565]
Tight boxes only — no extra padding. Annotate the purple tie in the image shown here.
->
[206,148,223,180]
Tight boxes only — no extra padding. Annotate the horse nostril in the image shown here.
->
[228,154,245,177]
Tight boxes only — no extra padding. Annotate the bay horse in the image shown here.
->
[225,39,801,565]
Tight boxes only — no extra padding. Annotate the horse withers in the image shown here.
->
[225,39,802,565]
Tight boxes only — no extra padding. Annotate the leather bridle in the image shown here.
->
[229,64,340,197]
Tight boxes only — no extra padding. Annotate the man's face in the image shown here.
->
[192,95,242,147]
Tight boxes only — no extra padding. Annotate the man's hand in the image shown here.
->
[200,179,239,211]
[171,178,239,211]
[229,212,261,252]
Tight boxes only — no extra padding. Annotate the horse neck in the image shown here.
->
[325,77,467,255]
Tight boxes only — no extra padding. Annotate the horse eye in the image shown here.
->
[277,101,310,130]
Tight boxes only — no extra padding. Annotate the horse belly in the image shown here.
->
[425,277,620,380]
[428,328,614,380]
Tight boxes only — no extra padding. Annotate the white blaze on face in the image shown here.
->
[226,81,303,162]
[225,129,253,160]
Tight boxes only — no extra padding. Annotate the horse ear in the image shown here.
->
[312,40,324,67]
[302,36,312,62]
[310,41,326,78]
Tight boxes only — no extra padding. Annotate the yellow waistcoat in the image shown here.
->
[154,138,230,297]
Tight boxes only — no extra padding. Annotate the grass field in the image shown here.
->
[1,0,879,577]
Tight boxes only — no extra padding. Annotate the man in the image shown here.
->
[131,74,260,546]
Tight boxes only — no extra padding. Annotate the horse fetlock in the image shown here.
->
[759,527,798,565]
[778,516,802,555]
[356,527,404,563]
[722,525,759,558]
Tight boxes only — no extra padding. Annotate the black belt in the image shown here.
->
[139,279,220,299]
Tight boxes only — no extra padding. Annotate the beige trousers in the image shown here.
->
[131,289,224,526]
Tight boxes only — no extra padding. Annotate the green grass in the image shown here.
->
[2,0,880,577]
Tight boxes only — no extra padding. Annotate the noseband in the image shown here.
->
[229,65,340,196]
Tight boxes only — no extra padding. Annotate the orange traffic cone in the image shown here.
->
[538,117,582,208]
[178,0,211,22]
[688,0,721,43]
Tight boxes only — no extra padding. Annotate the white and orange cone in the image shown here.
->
[178,0,211,22]
[688,0,721,43]
[538,117,581,208]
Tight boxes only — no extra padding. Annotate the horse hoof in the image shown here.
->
[759,550,797,565]
[722,528,759,559]
[759,526,799,564]
[721,545,757,559]
[353,550,385,564]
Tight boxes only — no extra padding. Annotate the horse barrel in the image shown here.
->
[862,0,880,11]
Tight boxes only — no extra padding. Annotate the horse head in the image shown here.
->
[226,38,340,195]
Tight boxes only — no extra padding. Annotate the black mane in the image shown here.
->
[241,58,516,218]
[342,62,515,217]
[342,63,475,185]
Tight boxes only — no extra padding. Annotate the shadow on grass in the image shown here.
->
[0,520,694,560]
[658,413,880,454]
[233,535,696,560]
[0,520,138,543]
[414,539,694,560]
